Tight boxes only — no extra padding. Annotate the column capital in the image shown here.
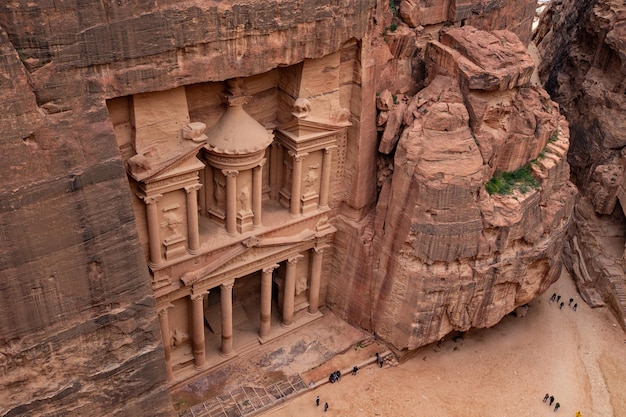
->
[313,245,329,254]
[190,292,205,302]
[157,303,175,316]
[185,183,203,193]
[324,145,338,154]
[222,169,239,178]
[257,158,267,168]
[288,150,308,161]
[140,194,163,205]
[221,280,235,290]
[287,254,304,265]
[263,264,280,274]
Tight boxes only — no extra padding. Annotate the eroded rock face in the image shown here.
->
[0,0,374,415]
[368,27,576,350]
[535,0,626,330]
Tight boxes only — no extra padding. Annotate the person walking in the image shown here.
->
[316,396,320,407]
[574,303,578,311]
[560,302,564,309]
[554,402,560,412]
[352,365,358,375]
[569,298,574,306]
[543,393,550,402]
[324,402,329,412]
[549,396,555,406]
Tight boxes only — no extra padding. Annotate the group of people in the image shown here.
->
[549,293,578,311]
[328,370,341,383]
[315,396,329,412]
[318,353,386,412]
[543,393,560,412]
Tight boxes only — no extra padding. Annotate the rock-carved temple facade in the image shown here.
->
[109,70,348,382]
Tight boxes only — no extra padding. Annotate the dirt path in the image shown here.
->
[261,270,626,417]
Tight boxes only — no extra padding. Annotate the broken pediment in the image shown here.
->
[276,117,347,153]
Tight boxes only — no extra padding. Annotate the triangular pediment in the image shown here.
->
[128,141,205,183]
[276,118,345,142]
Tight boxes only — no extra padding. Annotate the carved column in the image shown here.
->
[308,247,326,315]
[158,304,174,381]
[252,160,265,228]
[185,184,202,254]
[319,147,335,209]
[270,143,283,200]
[282,255,302,327]
[260,264,279,339]
[190,293,206,369]
[220,281,235,357]
[223,170,239,235]
[289,152,307,217]
[142,194,163,267]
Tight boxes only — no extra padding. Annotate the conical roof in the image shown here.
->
[205,103,273,155]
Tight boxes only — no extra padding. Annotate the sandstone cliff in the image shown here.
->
[0,1,374,415]
[328,27,577,350]
[0,0,577,415]
[534,0,626,330]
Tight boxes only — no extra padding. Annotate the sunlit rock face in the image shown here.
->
[534,0,626,330]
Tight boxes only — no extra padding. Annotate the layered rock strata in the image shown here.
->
[330,27,577,350]
[0,1,374,416]
[534,0,626,330]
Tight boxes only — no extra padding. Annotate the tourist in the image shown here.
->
[352,365,359,375]
[574,303,578,311]
[557,295,561,303]
[543,393,550,402]
[554,402,560,412]
[316,395,320,406]
[324,402,329,412]
[560,302,564,309]
[569,298,574,306]
[550,293,557,303]
[575,411,582,417]
[549,396,555,406]
[376,352,383,368]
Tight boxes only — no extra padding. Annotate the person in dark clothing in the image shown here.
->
[324,402,329,412]
[352,365,359,375]
[554,402,560,412]
[560,302,564,309]
[573,303,578,311]
[549,396,555,406]
[316,396,320,406]
[569,298,574,306]
[543,393,550,402]
[557,295,561,303]
[550,293,557,303]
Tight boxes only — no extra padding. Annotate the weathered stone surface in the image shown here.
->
[535,0,626,330]
[397,0,536,44]
[0,0,375,415]
[330,27,577,351]
[429,27,535,92]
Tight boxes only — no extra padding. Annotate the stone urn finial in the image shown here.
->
[182,122,208,143]
[223,77,250,107]
[292,97,311,118]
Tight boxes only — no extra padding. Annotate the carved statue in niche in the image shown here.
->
[238,183,250,213]
[214,178,226,212]
[284,163,292,190]
[161,211,183,237]
[590,163,624,215]
[172,329,189,346]
[296,273,308,296]
[304,165,319,192]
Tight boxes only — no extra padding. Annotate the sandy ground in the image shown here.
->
[260,270,626,417]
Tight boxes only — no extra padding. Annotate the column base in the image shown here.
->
[193,362,208,371]
[280,321,294,329]
[219,349,235,358]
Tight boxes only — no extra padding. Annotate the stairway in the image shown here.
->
[183,374,309,417]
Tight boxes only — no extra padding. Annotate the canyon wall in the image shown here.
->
[0,1,374,415]
[534,0,626,330]
[0,0,579,415]
[328,26,577,349]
